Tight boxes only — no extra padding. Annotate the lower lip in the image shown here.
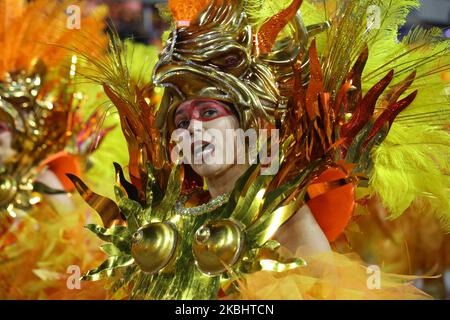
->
[204,144,215,157]
[193,144,215,161]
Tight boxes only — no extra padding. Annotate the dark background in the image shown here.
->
[86,0,450,43]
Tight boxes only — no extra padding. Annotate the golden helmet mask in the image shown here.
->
[152,0,311,136]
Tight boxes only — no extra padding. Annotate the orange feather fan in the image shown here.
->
[0,0,107,80]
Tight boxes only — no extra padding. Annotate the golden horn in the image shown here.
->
[66,174,122,227]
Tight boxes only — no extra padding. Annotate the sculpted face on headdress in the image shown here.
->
[153,0,310,133]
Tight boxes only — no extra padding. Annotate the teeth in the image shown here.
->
[193,142,214,158]
[203,144,214,153]
[194,144,204,156]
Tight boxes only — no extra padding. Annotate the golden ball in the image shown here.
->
[192,219,246,276]
[131,222,178,275]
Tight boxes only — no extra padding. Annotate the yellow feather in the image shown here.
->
[77,40,160,199]
[370,124,450,231]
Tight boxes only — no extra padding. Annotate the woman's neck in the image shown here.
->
[205,164,249,199]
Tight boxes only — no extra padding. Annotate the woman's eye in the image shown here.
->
[202,109,217,118]
[176,119,190,129]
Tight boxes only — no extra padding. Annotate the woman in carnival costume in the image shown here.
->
[70,0,449,300]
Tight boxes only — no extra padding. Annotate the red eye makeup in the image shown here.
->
[174,99,233,129]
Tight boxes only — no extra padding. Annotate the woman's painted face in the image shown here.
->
[0,122,15,165]
[172,99,243,178]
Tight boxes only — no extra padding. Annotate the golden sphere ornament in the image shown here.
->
[131,222,179,275]
[192,219,246,276]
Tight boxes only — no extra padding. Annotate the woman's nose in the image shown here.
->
[188,118,203,135]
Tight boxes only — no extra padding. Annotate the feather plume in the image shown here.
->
[0,0,107,80]
[370,124,450,230]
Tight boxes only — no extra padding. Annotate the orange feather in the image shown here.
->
[0,0,107,80]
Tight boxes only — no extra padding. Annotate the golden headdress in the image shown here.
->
[154,0,315,133]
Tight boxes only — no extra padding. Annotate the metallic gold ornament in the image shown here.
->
[0,0,109,217]
[131,222,179,274]
[0,67,71,215]
[0,175,17,209]
[192,219,246,275]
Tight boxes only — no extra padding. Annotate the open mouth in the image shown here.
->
[192,140,215,160]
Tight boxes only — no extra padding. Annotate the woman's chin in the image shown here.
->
[191,163,233,179]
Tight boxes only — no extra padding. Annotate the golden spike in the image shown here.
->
[66,174,123,227]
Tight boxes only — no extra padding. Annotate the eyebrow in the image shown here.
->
[174,100,230,117]
[175,108,186,116]
[174,101,204,117]
[175,104,191,116]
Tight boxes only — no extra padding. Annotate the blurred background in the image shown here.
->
[85,0,450,43]
[400,0,450,37]
[87,0,168,44]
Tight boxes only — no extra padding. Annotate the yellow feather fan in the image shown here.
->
[370,124,450,228]
[299,0,450,230]
[0,200,109,299]
[75,40,161,200]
